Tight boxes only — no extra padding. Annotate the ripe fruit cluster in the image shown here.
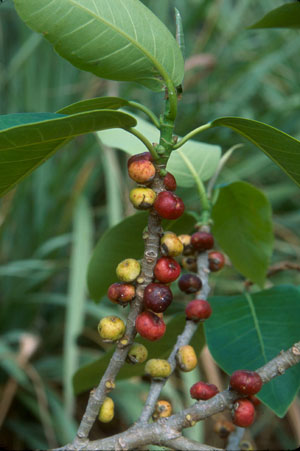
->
[175,229,227,323]
[127,152,187,341]
[102,152,186,345]
[228,369,262,427]
[230,370,263,396]
[188,370,261,429]
[127,152,185,220]
[178,231,225,274]
[96,151,233,427]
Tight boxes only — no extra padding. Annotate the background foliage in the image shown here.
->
[1,0,300,449]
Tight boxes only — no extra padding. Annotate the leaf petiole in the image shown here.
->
[127,101,160,129]
[173,122,212,150]
[125,127,159,159]
[177,150,211,223]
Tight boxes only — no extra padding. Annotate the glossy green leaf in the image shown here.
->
[205,286,300,417]
[212,181,273,287]
[98,112,159,155]
[13,0,184,92]
[0,110,136,197]
[211,117,300,187]
[166,143,221,187]
[98,113,220,185]
[88,212,196,301]
[73,315,205,394]
[57,96,129,114]
[249,3,300,29]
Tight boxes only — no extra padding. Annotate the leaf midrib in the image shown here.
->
[177,149,200,185]
[244,291,268,364]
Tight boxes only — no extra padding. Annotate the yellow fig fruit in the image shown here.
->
[98,397,114,423]
[161,232,184,257]
[116,258,141,282]
[98,316,125,342]
[145,359,171,379]
[152,400,172,420]
[178,234,193,255]
[176,345,197,372]
[129,187,156,210]
[127,343,148,364]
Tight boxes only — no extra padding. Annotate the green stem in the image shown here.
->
[125,128,159,159]
[127,101,160,129]
[178,151,211,223]
[165,79,178,122]
[173,122,212,149]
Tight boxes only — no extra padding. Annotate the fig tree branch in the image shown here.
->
[137,234,211,424]
[71,170,165,447]
[138,319,199,423]
[159,436,223,450]
[56,340,300,450]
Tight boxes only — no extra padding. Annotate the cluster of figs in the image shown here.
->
[98,151,224,345]
[97,152,261,429]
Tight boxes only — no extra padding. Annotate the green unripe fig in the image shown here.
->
[98,397,114,423]
[176,345,198,372]
[126,343,148,364]
[98,316,126,342]
[129,187,156,210]
[116,258,141,282]
[145,358,171,380]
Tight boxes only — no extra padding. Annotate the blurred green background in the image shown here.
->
[0,0,300,449]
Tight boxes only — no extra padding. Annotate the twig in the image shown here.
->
[226,427,245,451]
[138,320,199,423]
[70,169,165,448]
[207,144,243,199]
[161,435,224,450]
[55,340,300,450]
[137,231,211,424]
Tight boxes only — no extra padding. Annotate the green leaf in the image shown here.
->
[211,181,273,287]
[0,110,136,197]
[13,0,184,92]
[211,117,300,187]
[249,3,300,29]
[73,314,205,394]
[166,143,221,187]
[98,112,160,155]
[205,286,300,417]
[57,96,129,114]
[88,212,196,301]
